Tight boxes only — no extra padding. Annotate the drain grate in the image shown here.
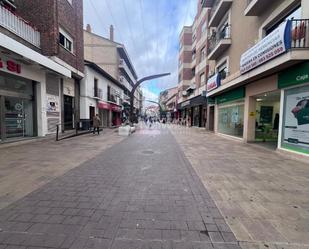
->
[141,150,154,155]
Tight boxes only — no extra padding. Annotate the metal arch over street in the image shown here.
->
[129,73,170,123]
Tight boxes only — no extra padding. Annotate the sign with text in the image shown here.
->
[0,57,21,74]
[207,73,220,92]
[283,86,309,151]
[240,21,291,74]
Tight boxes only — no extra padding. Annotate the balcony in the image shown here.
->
[119,59,136,83]
[209,0,233,27]
[119,75,133,92]
[244,0,268,16]
[208,25,231,60]
[0,5,40,47]
[201,0,214,8]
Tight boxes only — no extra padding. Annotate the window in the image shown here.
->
[59,27,73,53]
[200,46,206,62]
[200,73,205,85]
[217,61,228,80]
[94,78,98,97]
[192,67,196,77]
[202,21,207,34]
[266,5,301,35]
[192,49,196,60]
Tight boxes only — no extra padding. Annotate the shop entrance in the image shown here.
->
[0,96,34,141]
[208,106,215,131]
[64,95,74,130]
[254,91,281,148]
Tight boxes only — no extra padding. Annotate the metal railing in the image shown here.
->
[290,19,309,48]
[208,25,231,54]
[209,0,221,20]
[0,5,40,47]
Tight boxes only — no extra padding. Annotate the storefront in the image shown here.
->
[278,62,309,155]
[98,101,110,128]
[177,95,207,127]
[110,103,122,127]
[0,71,35,141]
[216,87,245,138]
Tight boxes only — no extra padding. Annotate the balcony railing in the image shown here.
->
[291,19,309,48]
[0,5,40,47]
[208,25,231,54]
[209,0,233,27]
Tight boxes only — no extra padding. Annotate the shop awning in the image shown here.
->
[177,95,207,110]
[110,103,122,112]
[98,101,110,110]
[0,33,71,78]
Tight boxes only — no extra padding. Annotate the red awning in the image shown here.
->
[110,103,122,112]
[98,101,110,110]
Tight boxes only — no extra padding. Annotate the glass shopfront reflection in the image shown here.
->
[0,72,35,141]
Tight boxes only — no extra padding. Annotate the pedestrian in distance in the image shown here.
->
[93,114,101,135]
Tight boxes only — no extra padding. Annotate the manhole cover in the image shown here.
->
[141,150,154,155]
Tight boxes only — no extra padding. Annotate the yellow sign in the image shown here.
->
[249,112,256,117]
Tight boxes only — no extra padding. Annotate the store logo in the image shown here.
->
[296,74,308,82]
[0,57,21,74]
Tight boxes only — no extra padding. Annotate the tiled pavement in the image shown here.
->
[0,126,240,249]
[0,129,124,210]
[168,125,309,249]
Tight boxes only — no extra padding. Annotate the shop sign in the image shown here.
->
[207,73,220,92]
[249,112,256,117]
[110,104,122,112]
[283,86,309,152]
[98,101,110,110]
[216,87,245,104]
[278,62,309,89]
[0,57,21,74]
[240,21,291,74]
[180,100,190,108]
[46,94,60,113]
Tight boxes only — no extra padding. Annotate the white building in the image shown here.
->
[80,61,124,128]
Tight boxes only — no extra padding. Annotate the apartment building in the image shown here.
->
[177,1,209,127]
[159,86,178,121]
[15,0,84,132]
[205,0,309,156]
[84,25,143,120]
[80,61,125,128]
[0,0,76,142]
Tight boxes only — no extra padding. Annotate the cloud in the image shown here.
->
[84,0,197,105]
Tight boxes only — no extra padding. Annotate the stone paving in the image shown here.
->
[0,126,240,249]
[0,129,125,210]
[168,124,309,249]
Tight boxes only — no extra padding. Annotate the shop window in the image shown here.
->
[218,101,244,138]
[282,84,309,154]
[59,27,73,53]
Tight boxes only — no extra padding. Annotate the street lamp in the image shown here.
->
[129,73,170,124]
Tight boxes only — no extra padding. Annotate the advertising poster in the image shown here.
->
[46,94,60,113]
[283,89,309,149]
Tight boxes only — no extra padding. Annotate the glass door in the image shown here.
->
[4,96,33,139]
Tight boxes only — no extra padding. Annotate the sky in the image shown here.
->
[83,0,197,104]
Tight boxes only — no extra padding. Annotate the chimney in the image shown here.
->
[86,24,92,33]
[110,25,114,41]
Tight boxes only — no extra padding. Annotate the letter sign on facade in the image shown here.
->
[0,58,21,74]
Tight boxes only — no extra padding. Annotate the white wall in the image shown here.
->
[80,66,124,120]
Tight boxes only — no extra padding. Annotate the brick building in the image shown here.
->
[0,0,74,141]
[177,0,209,128]
[15,0,84,131]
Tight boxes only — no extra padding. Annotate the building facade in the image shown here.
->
[80,61,124,128]
[159,87,178,121]
[205,0,309,156]
[84,25,143,120]
[15,0,84,132]
[177,1,209,127]
[0,0,74,142]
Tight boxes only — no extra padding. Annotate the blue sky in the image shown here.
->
[83,0,197,103]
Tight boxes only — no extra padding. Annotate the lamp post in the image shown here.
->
[129,73,170,124]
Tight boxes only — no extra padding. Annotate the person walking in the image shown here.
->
[93,114,101,135]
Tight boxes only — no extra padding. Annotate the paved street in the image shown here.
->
[0,126,239,249]
[169,125,309,249]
